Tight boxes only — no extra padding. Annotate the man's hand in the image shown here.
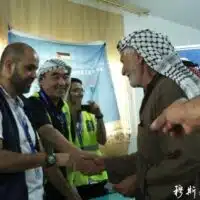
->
[78,153,105,175]
[77,156,106,175]
[87,101,102,116]
[55,153,71,166]
[65,187,82,200]
[113,174,137,197]
[69,150,105,175]
[150,98,193,135]
[94,156,105,166]
[66,192,82,200]
[55,148,105,175]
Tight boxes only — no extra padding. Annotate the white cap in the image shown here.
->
[37,58,71,79]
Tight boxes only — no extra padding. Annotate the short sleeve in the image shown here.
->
[23,97,51,130]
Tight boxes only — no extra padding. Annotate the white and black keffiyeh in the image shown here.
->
[37,58,71,79]
[117,29,200,99]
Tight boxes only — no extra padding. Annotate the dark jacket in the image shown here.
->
[104,75,200,200]
[0,91,28,200]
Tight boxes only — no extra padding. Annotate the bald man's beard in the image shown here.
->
[10,69,34,95]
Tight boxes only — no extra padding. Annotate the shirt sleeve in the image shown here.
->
[147,78,200,186]
[104,153,138,183]
[23,97,51,130]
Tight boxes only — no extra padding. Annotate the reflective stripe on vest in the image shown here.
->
[31,94,107,186]
[82,144,98,151]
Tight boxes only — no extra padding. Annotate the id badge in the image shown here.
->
[35,167,42,180]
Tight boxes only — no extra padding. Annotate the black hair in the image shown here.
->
[182,60,198,67]
[69,77,83,94]
[71,77,82,85]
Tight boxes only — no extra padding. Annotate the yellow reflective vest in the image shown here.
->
[32,92,107,186]
[32,92,71,138]
[68,111,108,186]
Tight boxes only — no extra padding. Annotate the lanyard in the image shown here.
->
[0,88,41,179]
[39,91,69,137]
[15,109,36,153]
[16,111,42,179]
[16,107,42,179]
[0,88,36,153]
[76,112,84,149]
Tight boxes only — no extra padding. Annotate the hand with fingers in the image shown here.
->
[150,98,193,136]
[113,174,137,197]
[65,186,82,200]
[87,101,103,117]
[67,150,105,175]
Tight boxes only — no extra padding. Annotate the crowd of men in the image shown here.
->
[1,29,200,200]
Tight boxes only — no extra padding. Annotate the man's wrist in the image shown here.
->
[45,153,57,168]
[66,152,76,170]
[181,101,189,123]
[95,113,104,119]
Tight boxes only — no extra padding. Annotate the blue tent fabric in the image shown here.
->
[178,48,200,69]
[8,30,120,123]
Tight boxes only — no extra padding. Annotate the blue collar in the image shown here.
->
[39,89,64,112]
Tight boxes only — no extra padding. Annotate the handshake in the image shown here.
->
[56,151,137,198]
[55,150,106,175]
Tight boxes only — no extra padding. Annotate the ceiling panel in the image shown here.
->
[124,0,200,30]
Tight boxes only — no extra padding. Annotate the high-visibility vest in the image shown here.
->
[32,92,71,139]
[68,111,108,187]
[33,93,107,186]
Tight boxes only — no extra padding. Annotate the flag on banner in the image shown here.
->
[8,30,120,124]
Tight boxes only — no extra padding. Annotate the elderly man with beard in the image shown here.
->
[89,29,200,200]
[151,60,200,136]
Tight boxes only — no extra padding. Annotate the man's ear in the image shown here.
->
[39,74,45,85]
[136,53,143,65]
[3,59,16,77]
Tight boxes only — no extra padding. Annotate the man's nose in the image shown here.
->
[122,66,126,76]
[58,77,66,85]
[31,71,37,79]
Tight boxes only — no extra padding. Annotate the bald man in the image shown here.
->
[0,43,79,200]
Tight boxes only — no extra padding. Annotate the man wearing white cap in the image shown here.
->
[24,58,103,200]
[91,29,200,200]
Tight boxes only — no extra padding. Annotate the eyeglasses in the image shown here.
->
[70,89,84,95]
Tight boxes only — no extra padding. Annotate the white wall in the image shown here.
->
[125,13,200,153]
[124,13,200,126]
[124,14,200,46]
[67,0,200,154]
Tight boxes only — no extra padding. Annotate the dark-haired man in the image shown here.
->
[25,59,104,200]
[67,77,108,200]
